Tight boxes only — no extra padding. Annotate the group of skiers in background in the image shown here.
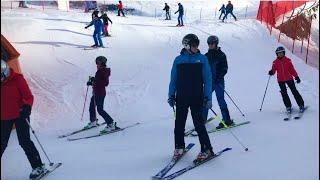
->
[162,1,237,26]
[167,33,305,162]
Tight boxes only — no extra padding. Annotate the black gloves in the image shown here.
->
[295,76,301,84]
[203,97,212,109]
[167,96,176,107]
[268,70,274,76]
[20,104,31,119]
[87,76,94,86]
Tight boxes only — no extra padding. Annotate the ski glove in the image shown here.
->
[87,76,95,86]
[268,70,274,76]
[167,96,176,107]
[203,97,212,109]
[295,76,301,84]
[20,104,31,120]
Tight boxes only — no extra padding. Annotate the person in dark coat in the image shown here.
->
[203,36,234,129]
[100,10,113,36]
[163,3,171,20]
[85,56,117,132]
[174,3,184,26]
[222,1,237,22]
[218,4,226,20]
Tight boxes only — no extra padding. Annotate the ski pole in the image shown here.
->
[26,117,54,166]
[259,75,271,112]
[223,89,245,117]
[210,108,249,151]
[80,85,89,121]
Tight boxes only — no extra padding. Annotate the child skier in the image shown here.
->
[85,56,118,132]
[1,60,45,179]
[85,14,104,47]
[268,46,305,113]
[100,10,113,37]
[168,34,215,162]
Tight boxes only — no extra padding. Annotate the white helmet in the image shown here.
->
[1,60,10,81]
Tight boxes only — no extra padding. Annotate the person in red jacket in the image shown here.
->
[1,60,45,179]
[268,46,305,113]
[85,56,117,132]
[117,1,125,17]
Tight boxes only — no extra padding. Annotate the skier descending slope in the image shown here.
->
[203,35,235,129]
[1,60,46,179]
[168,34,215,162]
[85,13,104,48]
[100,10,113,37]
[85,56,118,132]
[268,46,305,113]
[174,3,184,26]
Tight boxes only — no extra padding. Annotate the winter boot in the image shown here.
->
[29,165,46,179]
[299,105,305,113]
[286,107,292,114]
[84,121,98,129]
[91,44,98,48]
[101,122,118,133]
[193,149,215,164]
[216,120,235,130]
[172,148,184,160]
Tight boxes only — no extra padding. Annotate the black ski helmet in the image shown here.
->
[1,59,10,81]
[182,34,200,50]
[275,46,285,54]
[96,56,107,66]
[207,35,219,45]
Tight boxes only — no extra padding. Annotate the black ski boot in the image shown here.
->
[216,120,235,130]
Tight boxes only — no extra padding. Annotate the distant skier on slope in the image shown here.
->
[117,1,125,17]
[1,60,46,179]
[85,56,118,132]
[163,3,171,20]
[268,46,305,113]
[85,13,104,47]
[168,34,215,162]
[174,3,184,26]
[203,35,235,129]
[222,1,237,22]
[218,4,226,20]
[100,10,113,37]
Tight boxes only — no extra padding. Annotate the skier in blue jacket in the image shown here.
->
[168,34,215,163]
[85,14,104,47]
[174,3,184,26]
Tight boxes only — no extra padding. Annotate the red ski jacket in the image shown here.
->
[1,69,34,120]
[93,67,110,96]
[117,3,123,10]
[270,56,298,82]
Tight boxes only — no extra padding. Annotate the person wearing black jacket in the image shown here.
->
[222,1,237,22]
[100,10,113,36]
[163,3,171,20]
[203,35,234,129]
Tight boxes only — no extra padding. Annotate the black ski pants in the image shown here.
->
[89,95,114,124]
[117,9,125,17]
[222,11,237,21]
[174,96,213,152]
[278,80,304,108]
[1,117,43,169]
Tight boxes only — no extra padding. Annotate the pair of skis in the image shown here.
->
[58,122,107,138]
[283,106,308,121]
[152,143,232,180]
[30,163,62,180]
[67,122,141,141]
[184,117,214,136]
